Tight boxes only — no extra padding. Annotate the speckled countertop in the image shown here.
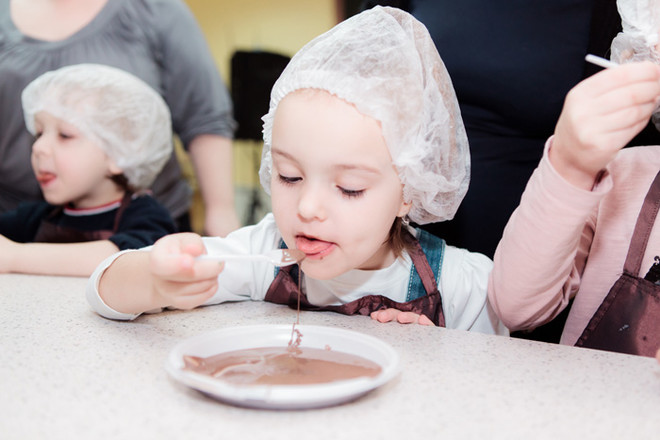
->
[1,274,659,439]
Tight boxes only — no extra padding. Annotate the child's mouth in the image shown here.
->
[295,235,335,258]
[36,172,56,186]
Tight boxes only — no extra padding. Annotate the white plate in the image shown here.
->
[165,324,400,410]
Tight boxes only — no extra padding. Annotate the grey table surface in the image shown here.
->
[1,274,659,439]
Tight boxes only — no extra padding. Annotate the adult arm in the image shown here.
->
[151,1,238,235]
[188,134,240,236]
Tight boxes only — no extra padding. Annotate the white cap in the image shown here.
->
[259,6,470,224]
[610,0,660,130]
[22,64,172,190]
[611,0,660,63]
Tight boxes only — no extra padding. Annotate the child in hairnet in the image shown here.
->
[489,0,660,356]
[86,7,507,335]
[0,64,176,276]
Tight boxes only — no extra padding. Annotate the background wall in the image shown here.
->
[182,0,340,232]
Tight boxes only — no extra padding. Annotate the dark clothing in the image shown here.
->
[0,194,176,250]
[409,0,625,258]
[575,171,660,357]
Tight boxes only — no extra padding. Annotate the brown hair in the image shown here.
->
[388,216,415,258]
[110,174,131,192]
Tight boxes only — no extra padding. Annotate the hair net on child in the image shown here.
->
[259,6,470,224]
[611,0,660,64]
[610,0,660,132]
[22,64,172,190]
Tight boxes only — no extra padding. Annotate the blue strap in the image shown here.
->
[406,228,445,301]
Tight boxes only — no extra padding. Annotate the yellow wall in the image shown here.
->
[182,1,338,230]
[186,0,338,80]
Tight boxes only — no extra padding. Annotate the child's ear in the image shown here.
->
[397,200,412,218]
[107,161,123,177]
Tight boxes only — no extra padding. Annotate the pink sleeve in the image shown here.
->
[488,138,612,331]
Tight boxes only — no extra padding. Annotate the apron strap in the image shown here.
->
[623,170,660,275]
[112,192,133,233]
[403,229,442,300]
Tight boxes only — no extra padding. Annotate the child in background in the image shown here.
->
[489,0,660,356]
[0,64,176,276]
[86,7,507,335]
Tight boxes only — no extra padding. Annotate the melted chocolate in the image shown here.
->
[183,262,381,386]
[183,346,381,385]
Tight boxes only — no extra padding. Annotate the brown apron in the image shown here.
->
[264,230,446,327]
[33,192,132,243]
[575,171,660,357]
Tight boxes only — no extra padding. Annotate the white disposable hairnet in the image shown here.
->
[611,0,660,64]
[260,6,470,224]
[610,0,660,130]
[22,64,172,190]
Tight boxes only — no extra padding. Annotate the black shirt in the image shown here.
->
[0,194,176,250]
[410,0,622,257]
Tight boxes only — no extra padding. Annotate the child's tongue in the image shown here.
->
[296,236,333,255]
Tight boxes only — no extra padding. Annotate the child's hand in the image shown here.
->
[551,61,660,190]
[149,233,224,310]
[370,308,435,326]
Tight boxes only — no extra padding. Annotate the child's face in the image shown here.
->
[30,112,123,208]
[270,89,410,280]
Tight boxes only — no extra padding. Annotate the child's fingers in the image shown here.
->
[370,308,399,323]
[156,276,218,298]
[152,272,220,310]
[396,311,436,326]
[567,62,660,124]
[584,61,660,98]
[156,232,206,257]
[417,314,435,326]
[150,232,223,281]
[371,308,436,326]
[588,101,660,138]
[166,279,219,309]
[152,254,224,285]
[396,312,420,324]
[590,81,660,119]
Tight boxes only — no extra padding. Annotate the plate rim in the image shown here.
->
[165,324,400,409]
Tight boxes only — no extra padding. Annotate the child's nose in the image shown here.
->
[31,136,50,156]
[297,185,327,221]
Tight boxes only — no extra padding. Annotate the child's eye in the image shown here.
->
[58,132,74,140]
[278,174,302,185]
[338,186,365,199]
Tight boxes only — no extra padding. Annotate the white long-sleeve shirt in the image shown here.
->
[88,214,507,335]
